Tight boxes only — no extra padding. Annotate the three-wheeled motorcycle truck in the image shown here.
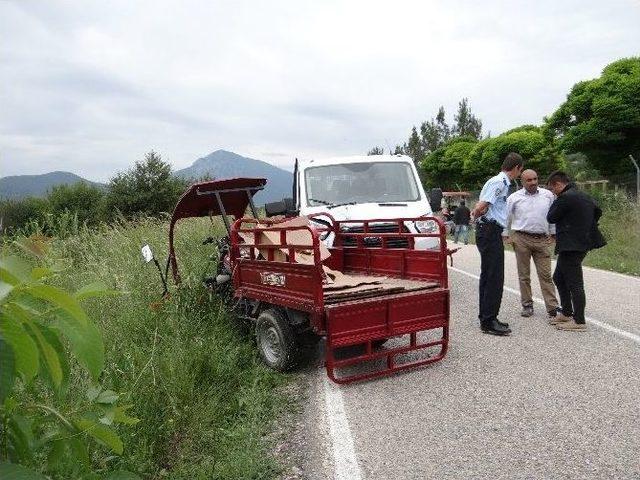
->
[161,177,450,384]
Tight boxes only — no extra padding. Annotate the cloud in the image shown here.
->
[1,0,639,181]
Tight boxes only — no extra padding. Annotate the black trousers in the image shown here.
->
[476,222,504,325]
[553,251,587,324]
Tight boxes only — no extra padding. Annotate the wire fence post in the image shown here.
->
[629,154,640,204]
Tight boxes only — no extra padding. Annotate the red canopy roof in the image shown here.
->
[170,177,266,221]
[168,177,267,283]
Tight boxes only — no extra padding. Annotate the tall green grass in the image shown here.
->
[461,193,640,276]
[6,217,290,478]
[584,193,640,276]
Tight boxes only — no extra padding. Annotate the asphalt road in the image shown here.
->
[298,243,640,480]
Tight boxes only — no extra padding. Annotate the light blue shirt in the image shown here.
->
[479,171,510,228]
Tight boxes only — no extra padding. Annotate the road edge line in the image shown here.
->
[449,266,640,345]
[323,375,363,480]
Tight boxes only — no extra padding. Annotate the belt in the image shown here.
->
[515,230,548,239]
[477,216,496,225]
[477,216,501,227]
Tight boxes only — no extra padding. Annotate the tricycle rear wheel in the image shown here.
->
[256,309,299,371]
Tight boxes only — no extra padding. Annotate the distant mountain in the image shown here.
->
[0,171,103,200]
[175,150,292,204]
[1,151,292,205]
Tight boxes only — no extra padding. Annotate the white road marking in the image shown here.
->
[323,374,363,480]
[319,263,637,480]
[449,266,640,345]
[581,264,640,281]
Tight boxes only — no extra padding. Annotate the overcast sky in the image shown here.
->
[1,0,639,181]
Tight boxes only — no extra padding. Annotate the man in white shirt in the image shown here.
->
[505,169,561,318]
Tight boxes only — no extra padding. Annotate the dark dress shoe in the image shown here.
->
[481,320,511,336]
[496,319,509,328]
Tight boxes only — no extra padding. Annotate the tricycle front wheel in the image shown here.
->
[256,309,299,371]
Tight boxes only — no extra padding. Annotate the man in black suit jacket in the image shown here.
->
[546,171,603,332]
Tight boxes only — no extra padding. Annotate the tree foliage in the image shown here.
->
[105,151,188,219]
[422,124,565,189]
[366,146,385,155]
[405,126,423,164]
[422,136,478,188]
[387,99,483,169]
[0,198,48,234]
[463,125,564,187]
[546,57,640,175]
[46,183,105,226]
[452,98,482,139]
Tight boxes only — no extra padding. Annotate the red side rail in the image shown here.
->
[326,216,448,286]
[325,288,449,384]
[230,218,326,320]
[317,216,450,384]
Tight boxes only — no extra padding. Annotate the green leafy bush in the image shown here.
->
[104,151,188,220]
[422,136,478,189]
[463,126,565,186]
[46,183,106,226]
[547,57,640,175]
[0,198,49,234]
[0,240,139,479]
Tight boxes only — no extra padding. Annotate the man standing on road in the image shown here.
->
[505,169,563,319]
[453,200,471,244]
[546,171,603,332]
[471,152,524,336]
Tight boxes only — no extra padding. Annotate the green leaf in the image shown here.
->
[26,283,88,327]
[104,471,142,480]
[87,384,102,402]
[47,438,67,471]
[0,463,48,480]
[74,281,120,301]
[54,310,104,381]
[0,338,16,402]
[112,405,139,426]
[68,436,91,468]
[0,256,31,286]
[30,267,54,281]
[21,319,65,392]
[95,390,119,405]
[37,324,70,396]
[75,417,123,455]
[0,281,14,303]
[0,313,40,381]
[99,408,115,426]
[7,415,34,464]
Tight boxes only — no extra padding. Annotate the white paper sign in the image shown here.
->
[141,244,154,263]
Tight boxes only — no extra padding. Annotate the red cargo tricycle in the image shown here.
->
[166,178,450,384]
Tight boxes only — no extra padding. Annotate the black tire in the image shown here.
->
[256,309,300,371]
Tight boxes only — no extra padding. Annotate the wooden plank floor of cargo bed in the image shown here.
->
[323,277,439,304]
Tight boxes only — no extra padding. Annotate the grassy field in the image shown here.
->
[6,217,292,479]
[583,195,640,275]
[457,194,640,276]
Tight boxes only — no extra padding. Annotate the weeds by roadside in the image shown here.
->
[3,217,292,478]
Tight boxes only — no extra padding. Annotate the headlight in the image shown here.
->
[414,219,439,233]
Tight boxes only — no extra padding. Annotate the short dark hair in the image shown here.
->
[547,170,571,185]
[460,200,466,206]
[501,152,524,171]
